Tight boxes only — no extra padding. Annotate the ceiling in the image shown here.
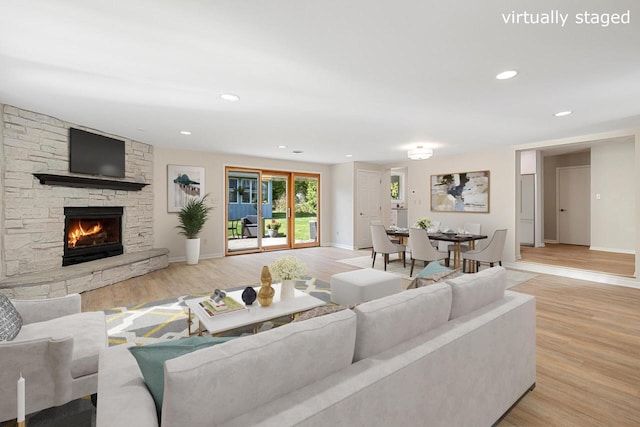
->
[1,0,639,165]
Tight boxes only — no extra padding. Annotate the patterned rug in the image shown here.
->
[337,256,537,289]
[105,278,331,346]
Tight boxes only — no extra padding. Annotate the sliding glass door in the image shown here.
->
[292,173,319,248]
[226,168,261,254]
[262,173,290,249]
[226,168,320,255]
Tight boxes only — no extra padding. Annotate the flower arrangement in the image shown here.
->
[269,256,306,281]
[265,219,282,230]
[415,216,433,230]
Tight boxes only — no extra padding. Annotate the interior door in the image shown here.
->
[557,166,590,246]
[291,173,320,248]
[356,170,381,249]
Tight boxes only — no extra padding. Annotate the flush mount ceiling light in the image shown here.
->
[220,93,240,102]
[345,154,353,158]
[180,131,191,135]
[278,145,287,149]
[407,146,433,160]
[496,70,518,80]
[554,110,573,117]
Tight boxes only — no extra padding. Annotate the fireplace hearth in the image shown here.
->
[63,207,124,266]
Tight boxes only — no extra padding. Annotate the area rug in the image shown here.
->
[105,278,331,346]
[337,256,536,289]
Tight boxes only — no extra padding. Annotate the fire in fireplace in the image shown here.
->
[63,207,124,266]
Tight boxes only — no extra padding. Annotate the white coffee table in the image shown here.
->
[185,283,326,336]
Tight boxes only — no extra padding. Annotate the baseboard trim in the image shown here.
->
[590,246,635,255]
[331,243,355,250]
[169,252,224,263]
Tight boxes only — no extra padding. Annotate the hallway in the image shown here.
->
[520,243,635,278]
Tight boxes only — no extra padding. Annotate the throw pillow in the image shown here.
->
[0,294,23,341]
[408,269,462,289]
[128,336,237,415]
[291,304,352,323]
[416,261,451,278]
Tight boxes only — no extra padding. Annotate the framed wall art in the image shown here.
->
[431,170,490,213]
[167,165,205,212]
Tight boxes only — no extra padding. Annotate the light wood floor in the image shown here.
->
[520,243,635,277]
[82,247,640,426]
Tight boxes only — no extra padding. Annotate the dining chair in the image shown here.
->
[428,220,442,249]
[369,220,399,258]
[447,223,481,265]
[371,223,406,271]
[461,229,507,273]
[408,227,448,277]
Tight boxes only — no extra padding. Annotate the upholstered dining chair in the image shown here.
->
[408,227,448,277]
[461,229,507,273]
[447,223,481,266]
[370,223,406,271]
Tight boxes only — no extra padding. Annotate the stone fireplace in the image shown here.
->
[0,104,168,299]
[63,207,124,266]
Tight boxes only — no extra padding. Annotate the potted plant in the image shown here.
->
[265,219,282,237]
[269,256,306,300]
[176,193,212,265]
[415,216,433,230]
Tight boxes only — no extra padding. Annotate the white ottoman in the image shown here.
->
[330,268,401,305]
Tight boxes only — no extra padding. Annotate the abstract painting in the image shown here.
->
[168,165,205,212]
[431,171,490,213]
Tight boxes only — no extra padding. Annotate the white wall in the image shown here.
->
[330,162,355,249]
[153,147,333,261]
[402,148,517,262]
[591,140,636,253]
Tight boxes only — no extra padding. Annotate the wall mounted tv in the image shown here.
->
[69,128,125,178]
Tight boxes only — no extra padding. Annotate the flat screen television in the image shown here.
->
[69,128,125,178]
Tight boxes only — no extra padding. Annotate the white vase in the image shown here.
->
[280,279,296,300]
[185,238,201,265]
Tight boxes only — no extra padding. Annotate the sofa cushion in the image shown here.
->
[161,308,357,426]
[353,282,452,362]
[416,261,451,277]
[128,336,236,414]
[446,266,507,320]
[408,268,462,289]
[16,311,106,378]
[0,294,22,341]
[291,304,352,322]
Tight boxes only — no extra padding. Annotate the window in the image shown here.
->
[390,171,404,203]
[229,178,238,203]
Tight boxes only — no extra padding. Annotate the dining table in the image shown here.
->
[386,229,488,271]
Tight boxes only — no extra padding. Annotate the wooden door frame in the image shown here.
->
[225,168,321,255]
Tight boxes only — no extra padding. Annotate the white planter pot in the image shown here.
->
[280,280,296,300]
[185,238,201,265]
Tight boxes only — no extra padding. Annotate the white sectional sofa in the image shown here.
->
[97,267,536,426]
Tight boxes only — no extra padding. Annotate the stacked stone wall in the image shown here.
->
[1,105,154,278]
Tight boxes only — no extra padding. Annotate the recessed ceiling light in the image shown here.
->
[278,145,287,149]
[136,127,145,132]
[345,154,353,158]
[496,70,518,80]
[554,110,573,117]
[220,93,240,102]
[180,131,191,135]
[292,150,303,154]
